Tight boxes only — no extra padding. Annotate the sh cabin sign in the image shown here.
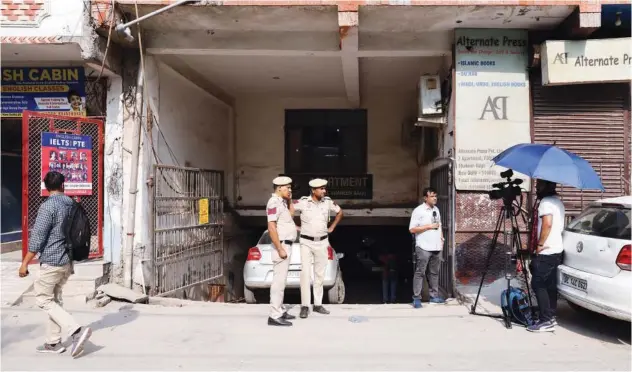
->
[541,38,632,85]
[454,29,531,191]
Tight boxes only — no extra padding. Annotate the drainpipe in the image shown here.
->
[123,64,144,289]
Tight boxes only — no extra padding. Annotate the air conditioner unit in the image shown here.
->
[418,75,443,117]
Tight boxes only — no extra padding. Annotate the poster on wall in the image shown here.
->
[454,29,532,191]
[40,132,93,196]
[1,67,86,118]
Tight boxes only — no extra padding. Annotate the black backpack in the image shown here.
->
[62,201,91,261]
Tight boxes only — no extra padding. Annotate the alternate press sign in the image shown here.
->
[454,29,531,191]
[541,38,632,85]
[1,67,86,117]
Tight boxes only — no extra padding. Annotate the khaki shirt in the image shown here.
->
[294,196,341,237]
[266,194,297,241]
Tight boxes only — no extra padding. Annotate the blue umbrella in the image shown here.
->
[491,143,605,191]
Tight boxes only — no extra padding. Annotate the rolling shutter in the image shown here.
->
[531,73,630,215]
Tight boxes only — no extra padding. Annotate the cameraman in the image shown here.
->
[528,179,565,333]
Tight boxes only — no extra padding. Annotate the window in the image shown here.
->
[566,206,631,240]
[285,109,367,175]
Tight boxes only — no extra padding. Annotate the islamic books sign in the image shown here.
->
[454,29,532,191]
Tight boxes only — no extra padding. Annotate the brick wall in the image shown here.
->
[454,191,531,287]
[0,0,48,25]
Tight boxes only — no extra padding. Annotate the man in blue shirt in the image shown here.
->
[19,171,92,357]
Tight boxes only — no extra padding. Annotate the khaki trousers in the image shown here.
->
[269,242,292,319]
[34,263,81,344]
[300,238,329,307]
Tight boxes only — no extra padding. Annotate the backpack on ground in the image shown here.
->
[500,286,535,327]
[62,201,91,261]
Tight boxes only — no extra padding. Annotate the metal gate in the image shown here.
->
[22,111,104,259]
[151,165,224,296]
[430,161,454,298]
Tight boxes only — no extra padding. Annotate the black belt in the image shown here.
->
[281,240,294,245]
[300,234,328,242]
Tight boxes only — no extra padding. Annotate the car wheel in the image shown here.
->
[327,270,345,304]
[244,285,256,304]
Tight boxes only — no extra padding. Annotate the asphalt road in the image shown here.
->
[1,298,630,371]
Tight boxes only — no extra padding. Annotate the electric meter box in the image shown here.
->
[418,75,443,116]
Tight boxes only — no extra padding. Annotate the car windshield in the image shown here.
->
[566,205,631,240]
[258,231,300,245]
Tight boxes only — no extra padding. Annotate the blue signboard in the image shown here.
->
[1,67,86,118]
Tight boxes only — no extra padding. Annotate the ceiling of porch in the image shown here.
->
[126,3,575,101]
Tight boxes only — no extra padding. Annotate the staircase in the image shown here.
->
[20,259,111,303]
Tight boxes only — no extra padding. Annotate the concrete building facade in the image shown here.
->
[3,0,629,303]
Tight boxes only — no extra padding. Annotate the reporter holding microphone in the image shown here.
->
[409,187,446,309]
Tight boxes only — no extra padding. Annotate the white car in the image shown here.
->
[558,196,631,322]
[243,230,346,304]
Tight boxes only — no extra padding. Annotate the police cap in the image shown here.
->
[273,176,292,186]
[309,178,328,188]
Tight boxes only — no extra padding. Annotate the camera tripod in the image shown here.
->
[469,200,535,329]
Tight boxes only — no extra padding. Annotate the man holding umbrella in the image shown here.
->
[529,179,565,333]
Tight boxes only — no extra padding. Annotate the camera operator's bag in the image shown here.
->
[501,286,535,327]
[62,200,91,261]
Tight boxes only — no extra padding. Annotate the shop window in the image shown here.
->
[285,109,367,175]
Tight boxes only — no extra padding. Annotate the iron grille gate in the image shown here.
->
[430,162,454,298]
[22,111,104,259]
[151,165,224,296]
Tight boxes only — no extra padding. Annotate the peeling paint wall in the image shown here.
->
[235,90,421,207]
[454,192,531,301]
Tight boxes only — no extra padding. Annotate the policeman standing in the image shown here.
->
[292,178,343,319]
[266,176,297,326]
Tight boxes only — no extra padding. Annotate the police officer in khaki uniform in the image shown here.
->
[292,178,343,318]
[266,176,298,326]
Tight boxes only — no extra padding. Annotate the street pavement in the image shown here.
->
[1,296,630,371]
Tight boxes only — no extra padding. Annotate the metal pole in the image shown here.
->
[123,62,144,289]
[115,0,197,33]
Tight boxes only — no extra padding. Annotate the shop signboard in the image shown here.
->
[454,29,532,191]
[541,38,632,85]
[282,174,373,200]
[1,67,86,117]
[40,132,93,196]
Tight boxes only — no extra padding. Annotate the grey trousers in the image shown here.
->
[412,247,442,299]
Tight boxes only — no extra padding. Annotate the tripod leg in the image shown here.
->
[511,214,536,319]
[471,207,505,314]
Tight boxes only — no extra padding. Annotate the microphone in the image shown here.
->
[432,211,438,227]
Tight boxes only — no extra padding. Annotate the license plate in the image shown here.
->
[287,271,301,278]
[562,273,587,292]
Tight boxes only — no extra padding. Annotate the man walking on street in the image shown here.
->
[409,187,445,308]
[293,178,343,319]
[18,171,92,357]
[266,176,298,326]
[528,179,565,333]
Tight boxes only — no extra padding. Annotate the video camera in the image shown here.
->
[488,169,523,206]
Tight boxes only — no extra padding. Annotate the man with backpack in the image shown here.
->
[18,171,92,357]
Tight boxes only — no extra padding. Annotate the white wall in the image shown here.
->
[235,89,419,207]
[103,75,124,265]
[0,0,86,38]
[125,58,231,287]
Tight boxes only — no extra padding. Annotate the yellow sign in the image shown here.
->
[198,198,209,225]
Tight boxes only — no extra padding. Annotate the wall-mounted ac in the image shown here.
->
[417,75,443,117]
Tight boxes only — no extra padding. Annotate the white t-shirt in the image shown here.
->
[409,203,443,252]
[537,195,565,255]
